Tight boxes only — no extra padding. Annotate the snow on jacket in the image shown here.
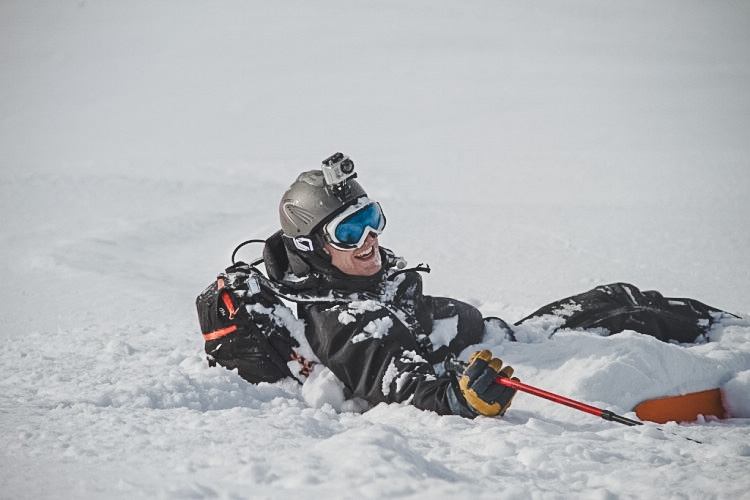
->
[262,231,485,417]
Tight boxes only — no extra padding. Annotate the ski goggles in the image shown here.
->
[323,198,386,250]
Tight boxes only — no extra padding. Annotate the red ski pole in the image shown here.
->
[496,376,643,427]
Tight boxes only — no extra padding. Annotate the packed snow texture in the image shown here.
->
[2,1,750,499]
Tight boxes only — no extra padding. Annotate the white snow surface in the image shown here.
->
[2,1,750,498]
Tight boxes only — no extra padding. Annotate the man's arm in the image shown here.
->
[301,302,477,416]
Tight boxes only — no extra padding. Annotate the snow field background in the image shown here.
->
[1,1,750,498]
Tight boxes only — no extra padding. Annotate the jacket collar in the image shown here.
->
[262,230,396,294]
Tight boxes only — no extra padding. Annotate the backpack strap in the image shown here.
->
[203,325,238,342]
[200,277,242,342]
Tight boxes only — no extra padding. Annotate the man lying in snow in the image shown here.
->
[197,153,729,419]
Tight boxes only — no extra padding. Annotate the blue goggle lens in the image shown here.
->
[331,202,385,247]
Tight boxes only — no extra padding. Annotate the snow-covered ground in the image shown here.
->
[2,1,750,498]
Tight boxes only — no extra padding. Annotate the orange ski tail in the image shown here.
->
[634,388,727,424]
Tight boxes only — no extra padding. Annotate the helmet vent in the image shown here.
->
[283,203,316,226]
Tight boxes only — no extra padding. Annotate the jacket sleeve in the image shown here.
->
[301,302,477,417]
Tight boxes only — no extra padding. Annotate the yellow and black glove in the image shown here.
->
[459,350,518,417]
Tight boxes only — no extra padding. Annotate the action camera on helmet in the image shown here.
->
[321,152,357,187]
[278,154,368,239]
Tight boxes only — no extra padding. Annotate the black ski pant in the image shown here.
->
[514,282,728,343]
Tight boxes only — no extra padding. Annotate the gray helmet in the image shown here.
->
[279,170,367,238]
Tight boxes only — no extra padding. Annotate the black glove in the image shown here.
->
[459,350,518,417]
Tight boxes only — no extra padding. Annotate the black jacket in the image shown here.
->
[262,231,485,417]
[252,230,729,417]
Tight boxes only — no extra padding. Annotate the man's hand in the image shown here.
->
[459,350,518,417]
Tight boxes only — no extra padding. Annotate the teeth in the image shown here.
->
[356,246,374,258]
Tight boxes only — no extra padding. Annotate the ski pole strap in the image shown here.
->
[495,376,642,427]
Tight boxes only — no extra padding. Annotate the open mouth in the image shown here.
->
[354,245,375,260]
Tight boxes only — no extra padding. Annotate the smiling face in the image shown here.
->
[323,232,382,276]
